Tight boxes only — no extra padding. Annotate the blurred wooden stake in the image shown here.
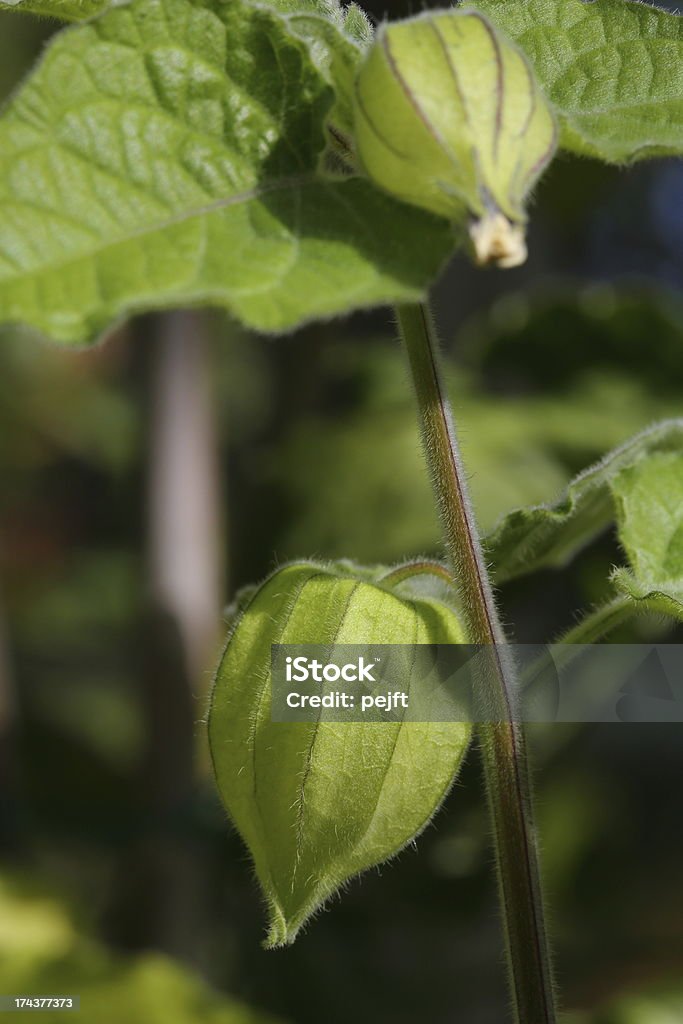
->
[147,311,224,687]
[105,311,225,962]
[0,577,18,846]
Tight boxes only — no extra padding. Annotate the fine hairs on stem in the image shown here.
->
[395,301,558,1024]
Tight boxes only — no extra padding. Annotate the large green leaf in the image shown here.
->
[0,0,449,345]
[209,560,471,947]
[0,0,367,23]
[472,0,683,162]
[487,419,683,584]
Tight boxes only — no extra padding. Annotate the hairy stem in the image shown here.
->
[522,594,634,696]
[555,594,633,647]
[395,302,557,1024]
[380,560,453,588]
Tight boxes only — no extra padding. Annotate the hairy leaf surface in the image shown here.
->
[0,0,110,18]
[0,0,370,29]
[472,0,683,161]
[487,419,683,584]
[611,451,683,619]
[208,560,471,947]
[0,0,449,344]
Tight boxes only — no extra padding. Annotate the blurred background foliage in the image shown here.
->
[0,874,281,1023]
[0,6,682,1024]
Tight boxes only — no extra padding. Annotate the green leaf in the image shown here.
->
[266,0,370,145]
[342,3,372,47]
[487,419,683,584]
[0,0,372,36]
[614,451,683,582]
[0,0,450,345]
[512,439,683,643]
[208,560,471,947]
[471,0,683,161]
[610,451,683,619]
[0,0,110,20]
[611,567,683,621]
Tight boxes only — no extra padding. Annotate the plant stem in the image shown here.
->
[395,301,557,1024]
[381,560,453,588]
[522,594,634,696]
[555,594,632,647]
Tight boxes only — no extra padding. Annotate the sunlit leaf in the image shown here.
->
[0,0,450,345]
[611,451,683,620]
